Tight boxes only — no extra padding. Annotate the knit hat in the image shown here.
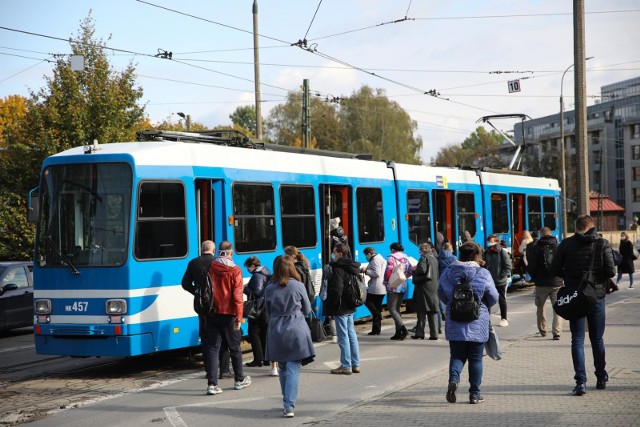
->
[329,217,340,231]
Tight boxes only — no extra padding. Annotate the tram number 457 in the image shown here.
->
[66,302,89,312]
[508,79,521,93]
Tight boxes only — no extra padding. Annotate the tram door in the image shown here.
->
[433,190,456,251]
[320,184,352,264]
[196,179,226,249]
[510,193,525,256]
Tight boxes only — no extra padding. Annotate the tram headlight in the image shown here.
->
[34,299,52,315]
[106,299,127,315]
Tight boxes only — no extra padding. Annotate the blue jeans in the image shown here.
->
[335,314,360,369]
[278,360,301,412]
[449,340,485,395]
[438,300,446,331]
[569,297,607,384]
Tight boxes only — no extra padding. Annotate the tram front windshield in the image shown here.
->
[37,163,132,268]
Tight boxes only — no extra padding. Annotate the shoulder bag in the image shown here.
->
[553,240,600,321]
[485,324,502,360]
[388,259,406,289]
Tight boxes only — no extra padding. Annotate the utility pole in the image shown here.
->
[573,0,589,215]
[252,0,263,140]
[302,79,310,148]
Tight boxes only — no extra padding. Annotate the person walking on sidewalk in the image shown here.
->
[550,215,615,396]
[526,227,564,340]
[617,231,636,288]
[323,242,361,375]
[264,255,315,418]
[438,242,498,404]
[204,241,252,395]
[481,234,512,327]
[411,243,440,340]
[362,246,387,335]
[383,242,413,340]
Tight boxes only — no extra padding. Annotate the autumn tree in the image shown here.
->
[431,126,506,168]
[0,95,28,147]
[0,13,145,260]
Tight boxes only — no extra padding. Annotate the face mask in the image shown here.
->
[365,254,371,261]
[330,253,337,261]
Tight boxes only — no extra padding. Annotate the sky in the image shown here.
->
[1,0,639,162]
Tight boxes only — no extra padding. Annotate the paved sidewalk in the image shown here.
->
[314,293,640,427]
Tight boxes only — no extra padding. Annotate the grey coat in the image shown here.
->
[412,253,440,313]
[264,278,315,362]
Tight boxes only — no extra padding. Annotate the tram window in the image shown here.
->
[281,185,316,248]
[407,190,431,245]
[135,182,187,259]
[490,193,509,234]
[527,196,542,232]
[356,187,384,243]
[543,196,557,230]
[233,183,276,253]
[457,192,476,240]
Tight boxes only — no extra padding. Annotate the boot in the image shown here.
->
[399,325,408,340]
[390,329,401,340]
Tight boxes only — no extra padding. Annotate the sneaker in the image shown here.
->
[499,318,509,327]
[206,384,223,395]
[469,394,485,404]
[283,409,295,418]
[270,367,278,376]
[234,376,252,390]
[352,366,360,374]
[572,383,586,396]
[331,335,338,344]
[553,334,560,340]
[330,367,352,375]
[446,382,457,403]
[596,379,607,390]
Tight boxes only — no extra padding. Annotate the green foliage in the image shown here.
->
[229,105,258,137]
[265,85,422,163]
[431,126,506,168]
[0,12,145,261]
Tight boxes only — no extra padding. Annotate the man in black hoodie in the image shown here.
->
[550,215,615,396]
[323,242,362,375]
[527,227,563,340]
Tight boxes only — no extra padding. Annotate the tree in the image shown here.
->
[0,95,28,148]
[431,126,506,168]
[229,105,258,137]
[0,13,145,260]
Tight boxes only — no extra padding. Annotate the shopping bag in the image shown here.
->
[306,312,326,342]
[485,324,502,360]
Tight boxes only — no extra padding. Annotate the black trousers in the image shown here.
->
[365,293,385,334]
[247,313,268,363]
[204,314,244,385]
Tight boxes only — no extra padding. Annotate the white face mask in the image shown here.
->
[330,253,337,261]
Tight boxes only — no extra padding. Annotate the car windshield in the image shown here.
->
[36,163,132,268]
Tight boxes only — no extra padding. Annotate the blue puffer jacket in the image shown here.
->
[438,260,499,343]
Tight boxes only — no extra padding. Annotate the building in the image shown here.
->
[514,76,640,230]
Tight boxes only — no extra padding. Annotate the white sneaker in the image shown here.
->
[270,367,278,376]
[499,318,509,327]
[283,409,295,418]
[332,335,338,344]
[206,385,223,395]
[234,376,252,390]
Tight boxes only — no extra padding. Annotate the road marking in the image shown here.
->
[164,396,280,427]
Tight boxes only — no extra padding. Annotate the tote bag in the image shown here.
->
[388,262,406,289]
[485,324,502,360]
[306,311,326,343]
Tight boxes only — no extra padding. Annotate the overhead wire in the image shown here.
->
[303,0,323,42]
[0,59,49,84]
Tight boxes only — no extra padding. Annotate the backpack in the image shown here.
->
[345,272,367,308]
[194,267,215,315]
[540,243,555,274]
[449,269,481,322]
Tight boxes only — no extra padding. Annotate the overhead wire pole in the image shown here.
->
[252,0,263,140]
[573,0,590,216]
[302,79,310,148]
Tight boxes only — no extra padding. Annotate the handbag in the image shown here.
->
[243,297,263,320]
[306,311,326,343]
[485,324,502,360]
[553,240,600,321]
[633,246,639,261]
[388,261,406,289]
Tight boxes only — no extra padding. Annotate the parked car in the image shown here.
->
[0,261,34,332]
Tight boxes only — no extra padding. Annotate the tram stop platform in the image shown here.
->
[315,291,640,427]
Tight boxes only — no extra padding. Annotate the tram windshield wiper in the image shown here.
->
[45,235,80,275]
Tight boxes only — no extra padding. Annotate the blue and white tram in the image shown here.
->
[31,131,561,357]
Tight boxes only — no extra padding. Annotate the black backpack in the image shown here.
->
[540,243,555,274]
[194,267,215,315]
[345,272,367,308]
[450,269,481,322]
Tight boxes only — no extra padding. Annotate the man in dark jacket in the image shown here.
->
[550,215,615,396]
[323,242,361,375]
[481,234,512,327]
[526,227,563,339]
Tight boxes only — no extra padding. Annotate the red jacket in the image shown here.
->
[209,260,244,319]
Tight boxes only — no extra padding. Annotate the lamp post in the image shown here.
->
[177,112,191,131]
[559,56,592,238]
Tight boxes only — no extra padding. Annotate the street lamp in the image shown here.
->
[559,56,592,238]
[177,112,191,131]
